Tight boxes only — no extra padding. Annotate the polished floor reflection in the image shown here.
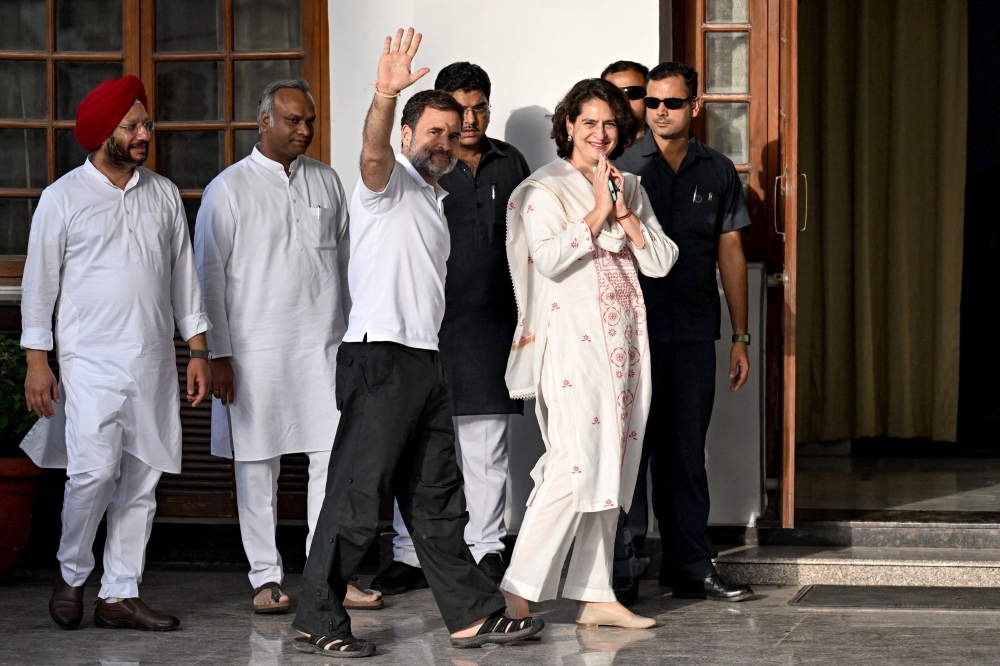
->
[5,569,1000,664]
[797,457,1000,512]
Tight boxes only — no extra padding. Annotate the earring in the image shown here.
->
[568,135,573,141]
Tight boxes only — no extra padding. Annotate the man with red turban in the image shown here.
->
[19,75,212,631]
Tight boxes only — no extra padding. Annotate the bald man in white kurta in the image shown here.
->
[195,145,350,599]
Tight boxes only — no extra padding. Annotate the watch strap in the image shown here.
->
[732,334,751,345]
[189,349,212,361]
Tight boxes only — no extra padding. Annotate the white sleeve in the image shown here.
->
[332,172,352,327]
[356,162,405,215]
[193,179,234,356]
[20,191,66,351]
[169,186,211,341]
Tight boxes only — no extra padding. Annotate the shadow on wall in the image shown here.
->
[504,106,556,172]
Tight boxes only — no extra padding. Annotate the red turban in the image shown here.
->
[74,75,148,151]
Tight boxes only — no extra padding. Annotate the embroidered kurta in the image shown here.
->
[195,147,351,461]
[19,159,211,474]
[506,159,679,512]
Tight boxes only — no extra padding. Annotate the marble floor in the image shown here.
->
[5,570,1000,665]
[796,457,1000,512]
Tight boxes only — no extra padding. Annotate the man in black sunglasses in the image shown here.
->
[602,60,649,139]
[612,61,754,607]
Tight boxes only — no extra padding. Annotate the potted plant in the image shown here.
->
[0,334,42,580]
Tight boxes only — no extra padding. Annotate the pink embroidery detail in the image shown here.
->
[562,379,572,388]
[651,233,657,241]
[608,328,617,337]
[610,347,627,367]
[551,302,560,311]
[572,465,582,474]
[526,204,534,212]
[604,499,615,507]
[616,370,623,379]
[630,430,638,440]
[582,334,591,342]
[592,416,600,425]
[571,239,579,248]
[508,202,515,211]
[527,256,534,263]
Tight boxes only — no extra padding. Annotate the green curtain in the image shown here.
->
[797,0,967,443]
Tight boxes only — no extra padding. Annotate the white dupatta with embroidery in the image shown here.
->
[505,159,678,512]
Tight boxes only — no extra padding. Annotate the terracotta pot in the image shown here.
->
[0,457,44,580]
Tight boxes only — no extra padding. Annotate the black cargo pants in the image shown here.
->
[292,341,506,639]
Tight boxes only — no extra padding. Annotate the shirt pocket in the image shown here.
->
[308,206,338,250]
[136,211,170,265]
[692,195,721,238]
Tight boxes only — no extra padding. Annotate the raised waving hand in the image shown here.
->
[377,28,430,95]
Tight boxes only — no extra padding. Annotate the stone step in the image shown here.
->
[709,519,1000,550]
[715,545,1000,587]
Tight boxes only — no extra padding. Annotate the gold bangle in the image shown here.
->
[374,82,400,98]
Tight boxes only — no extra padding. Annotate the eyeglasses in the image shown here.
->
[644,96,695,110]
[619,86,646,101]
[462,103,490,117]
[116,121,155,134]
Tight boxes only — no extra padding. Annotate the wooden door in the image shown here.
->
[678,0,799,527]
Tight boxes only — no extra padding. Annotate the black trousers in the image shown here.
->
[292,341,505,638]
[613,340,719,582]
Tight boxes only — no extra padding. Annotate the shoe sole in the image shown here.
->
[672,590,755,602]
[94,615,179,631]
[253,604,290,614]
[50,611,83,629]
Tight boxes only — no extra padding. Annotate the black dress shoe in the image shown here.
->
[49,576,84,629]
[477,553,507,583]
[612,577,640,607]
[370,560,429,596]
[94,597,180,631]
[671,574,754,602]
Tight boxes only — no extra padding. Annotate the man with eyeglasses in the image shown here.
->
[370,61,530,596]
[20,75,210,631]
[612,61,754,606]
[602,60,650,140]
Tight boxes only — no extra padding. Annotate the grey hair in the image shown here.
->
[257,79,314,133]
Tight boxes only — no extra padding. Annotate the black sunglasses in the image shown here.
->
[644,95,696,110]
[619,85,646,101]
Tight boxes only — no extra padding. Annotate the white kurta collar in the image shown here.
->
[82,156,141,193]
[396,153,448,202]
[250,145,303,176]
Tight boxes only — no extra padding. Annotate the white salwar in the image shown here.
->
[500,159,678,602]
[194,147,351,589]
[20,158,210,598]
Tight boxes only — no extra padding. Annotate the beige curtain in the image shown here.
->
[797,0,967,443]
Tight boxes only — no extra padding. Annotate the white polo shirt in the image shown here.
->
[343,153,450,350]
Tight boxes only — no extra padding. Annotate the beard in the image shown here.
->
[408,141,457,179]
[103,134,148,168]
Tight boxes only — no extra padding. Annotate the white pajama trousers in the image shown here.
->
[58,451,162,599]
[499,445,618,603]
[234,450,330,589]
[393,414,509,566]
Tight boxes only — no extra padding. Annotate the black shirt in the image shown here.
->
[437,136,530,415]
[616,132,751,342]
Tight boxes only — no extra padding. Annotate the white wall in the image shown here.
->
[328,0,661,193]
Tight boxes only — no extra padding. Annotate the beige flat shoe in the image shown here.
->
[576,605,656,629]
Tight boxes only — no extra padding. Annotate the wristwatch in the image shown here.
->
[732,334,751,345]
[189,349,213,361]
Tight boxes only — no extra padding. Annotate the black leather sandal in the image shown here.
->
[450,609,544,648]
[251,582,289,614]
[292,634,376,658]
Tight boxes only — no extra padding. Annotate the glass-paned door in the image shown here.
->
[684,0,799,527]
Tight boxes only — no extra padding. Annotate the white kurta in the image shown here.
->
[19,159,210,475]
[505,159,679,513]
[194,147,351,460]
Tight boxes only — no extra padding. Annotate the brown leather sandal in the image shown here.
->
[343,587,383,611]
[252,582,290,614]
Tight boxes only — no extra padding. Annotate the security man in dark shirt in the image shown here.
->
[371,62,530,595]
[612,61,754,605]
